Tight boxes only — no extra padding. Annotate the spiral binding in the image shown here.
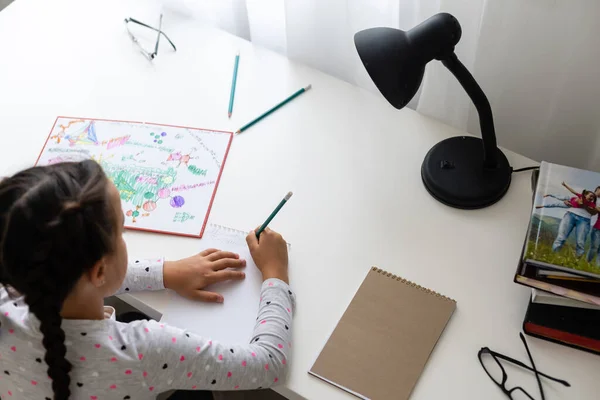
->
[371,266,456,303]
[208,223,292,248]
[209,223,248,236]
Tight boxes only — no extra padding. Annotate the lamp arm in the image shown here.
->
[441,53,498,167]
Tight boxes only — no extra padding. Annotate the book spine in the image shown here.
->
[523,298,600,355]
[515,275,600,306]
[524,322,600,355]
[532,288,600,310]
[524,162,548,260]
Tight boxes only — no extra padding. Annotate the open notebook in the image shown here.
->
[161,224,290,344]
[310,267,456,400]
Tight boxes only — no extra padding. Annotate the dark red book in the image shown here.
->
[523,297,600,355]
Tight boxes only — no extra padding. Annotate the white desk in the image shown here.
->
[1,0,598,399]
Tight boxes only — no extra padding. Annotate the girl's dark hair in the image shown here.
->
[0,160,116,400]
[583,189,597,203]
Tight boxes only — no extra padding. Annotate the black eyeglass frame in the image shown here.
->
[478,333,570,400]
[124,14,177,61]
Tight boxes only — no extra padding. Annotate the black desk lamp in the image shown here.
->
[354,13,511,209]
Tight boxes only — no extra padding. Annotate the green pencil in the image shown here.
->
[236,85,312,134]
[228,51,240,118]
[256,191,293,238]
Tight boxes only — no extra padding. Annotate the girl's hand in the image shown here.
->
[246,228,289,283]
[163,249,246,303]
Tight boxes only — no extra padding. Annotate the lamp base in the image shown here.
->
[421,136,511,209]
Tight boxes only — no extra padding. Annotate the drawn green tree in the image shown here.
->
[101,161,177,207]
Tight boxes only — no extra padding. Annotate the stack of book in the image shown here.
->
[515,162,600,355]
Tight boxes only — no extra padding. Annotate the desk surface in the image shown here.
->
[1,0,599,399]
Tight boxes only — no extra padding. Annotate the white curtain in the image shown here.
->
[162,0,600,171]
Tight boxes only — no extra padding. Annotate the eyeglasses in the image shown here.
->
[478,333,570,400]
[124,14,177,61]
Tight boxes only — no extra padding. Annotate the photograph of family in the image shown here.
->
[525,162,600,278]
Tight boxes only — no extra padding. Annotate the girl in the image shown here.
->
[537,184,597,210]
[0,160,294,399]
[549,182,597,257]
[537,190,597,209]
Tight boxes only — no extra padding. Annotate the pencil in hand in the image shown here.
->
[256,191,293,239]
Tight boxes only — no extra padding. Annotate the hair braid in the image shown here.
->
[30,298,72,399]
[0,160,115,400]
[22,256,74,400]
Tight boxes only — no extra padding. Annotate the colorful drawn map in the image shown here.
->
[36,117,233,237]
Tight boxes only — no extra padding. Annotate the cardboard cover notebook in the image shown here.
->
[310,267,456,400]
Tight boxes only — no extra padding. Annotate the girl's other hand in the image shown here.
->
[163,250,246,302]
[246,228,289,284]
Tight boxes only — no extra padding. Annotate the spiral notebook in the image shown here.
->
[161,224,290,344]
[309,267,456,400]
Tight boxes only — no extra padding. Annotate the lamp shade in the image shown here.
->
[354,13,462,109]
[354,13,512,209]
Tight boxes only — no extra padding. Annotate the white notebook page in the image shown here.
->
[161,224,287,344]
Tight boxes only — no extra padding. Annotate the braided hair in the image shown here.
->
[0,160,116,400]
